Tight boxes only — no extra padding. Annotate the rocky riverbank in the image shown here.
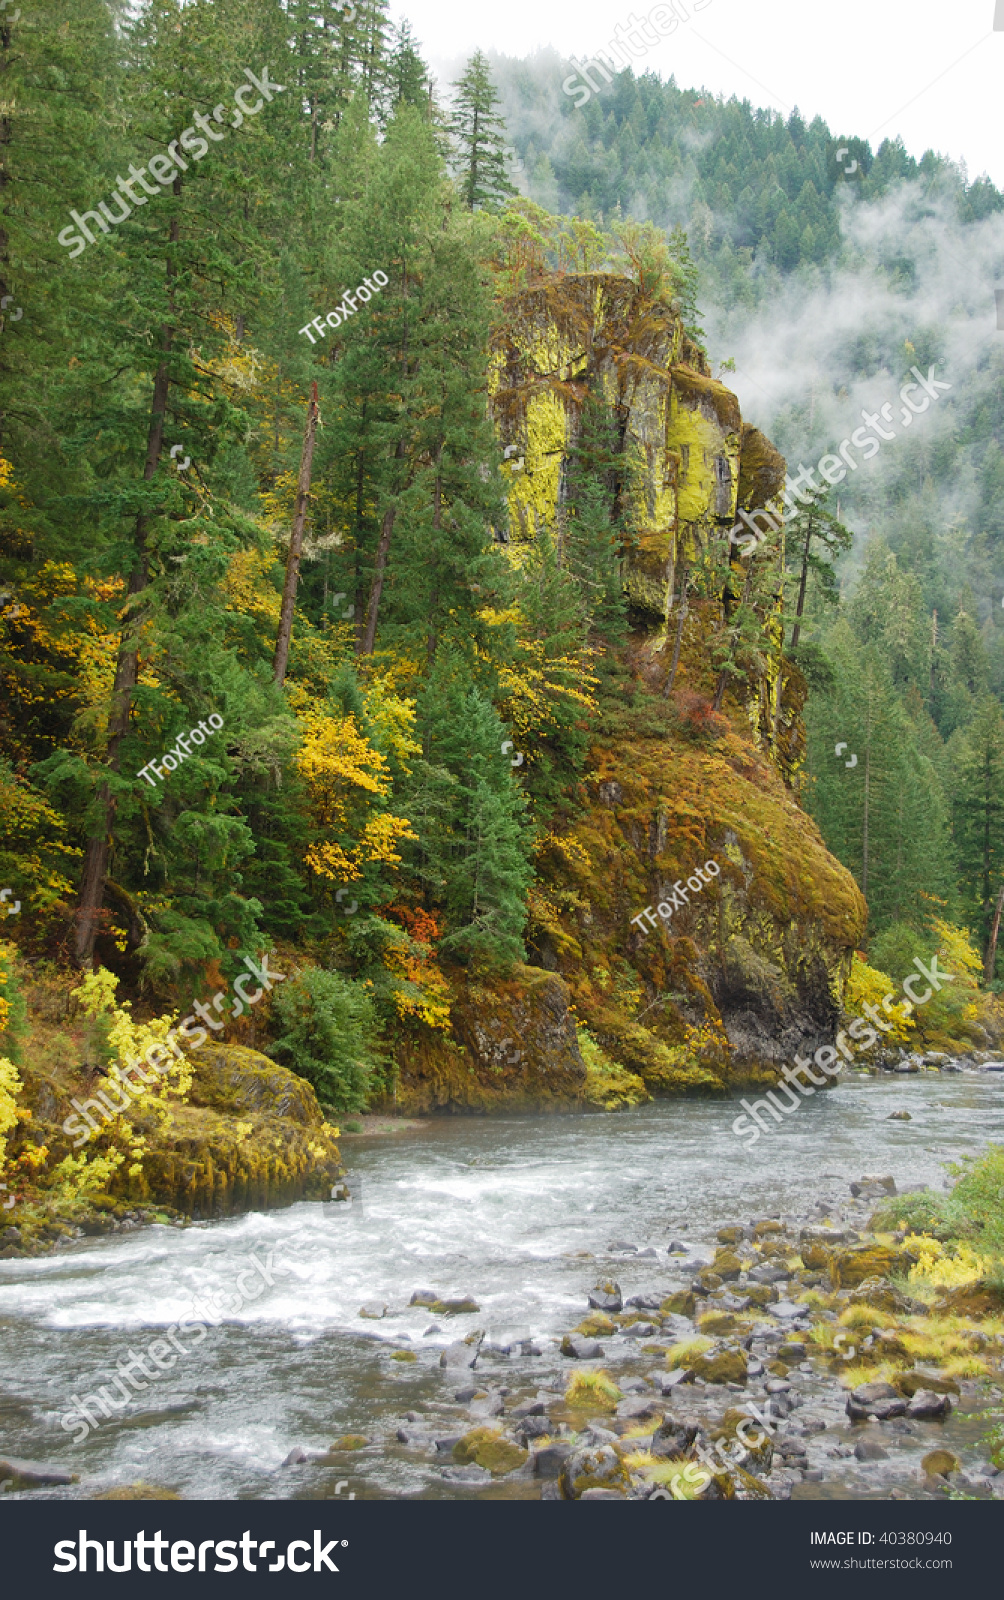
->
[267,1173,1003,1504]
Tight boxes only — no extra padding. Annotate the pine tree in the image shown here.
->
[948,696,1004,968]
[448,51,516,212]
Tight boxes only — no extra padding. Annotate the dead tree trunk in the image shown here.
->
[273,383,321,687]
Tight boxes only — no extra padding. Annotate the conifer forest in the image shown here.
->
[1,0,1004,1535]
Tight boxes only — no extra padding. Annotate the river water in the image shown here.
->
[2,1070,1002,1500]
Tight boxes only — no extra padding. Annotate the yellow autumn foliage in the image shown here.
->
[295,707,416,884]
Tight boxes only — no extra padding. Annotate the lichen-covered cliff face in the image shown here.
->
[392,267,867,1108]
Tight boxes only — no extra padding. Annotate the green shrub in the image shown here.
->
[271,966,381,1112]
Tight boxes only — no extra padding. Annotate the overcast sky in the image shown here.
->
[403,0,1004,188]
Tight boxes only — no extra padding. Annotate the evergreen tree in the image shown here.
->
[448,51,516,211]
[948,696,1004,968]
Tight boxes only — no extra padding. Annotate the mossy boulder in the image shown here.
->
[559,1444,631,1500]
[896,1372,960,1398]
[576,1311,616,1338]
[429,1298,480,1315]
[453,1428,527,1477]
[329,1435,369,1451]
[932,1282,1004,1320]
[743,1283,779,1307]
[849,1277,925,1316]
[660,1290,697,1317]
[117,1044,344,1216]
[921,1449,960,1479]
[712,1250,744,1281]
[691,1346,747,1386]
[390,1350,417,1362]
[752,1220,785,1239]
[694,1270,723,1294]
[711,1407,773,1474]
[699,1312,739,1336]
[801,1242,832,1271]
[717,1226,745,1245]
[828,1245,907,1289]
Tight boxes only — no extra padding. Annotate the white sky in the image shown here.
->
[403,0,1004,188]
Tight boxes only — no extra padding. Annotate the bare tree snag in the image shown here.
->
[273,383,321,687]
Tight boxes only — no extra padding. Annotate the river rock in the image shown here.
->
[660,1290,697,1317]
[533,1443,572,1478]
[559,1444,631,1500]
[691,1346,747,1386]
[561,1334,605,1359]
[712,1250,744,1281]
[359,1301,387,1319]
[921,1449,960,1478]
[515,1415,551,1442]
[850,1175,896,1198]
[607,1240,636,1252]
[897,1371,960,1398]
[0,1457,77,1488]
[439,1463,492,1484]
[587,1279,622,1313]
[799,1226,851,1245]
[615,1395,662,1421]
[853,1440,888,1461]
[509,1398,546,1417]
[846,1382,907,1422]
[620,1320,658,1339]
[887,1110,911,1120]
[848,1276,925,1316]
[410,1289,439,1306]
[932,1281,1004,1320]
[771,1300,810,1319]
[430,1297,480,1315]
[749,1265,788,1285]
[282,1446,308,1466]
[453,1428,527,1476]
[907,1390,953,1420]
[829,1244,906,1288]
[717,1226,746,1245]
[626,1293,663,1310]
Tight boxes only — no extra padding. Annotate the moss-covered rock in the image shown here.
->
[932,1282,1004,1320]
[559,1443,631,1500]
[897,1372,960,1398]
[921,1449,960,1478]
[710,1407,774,1475]
[453,1428,527,1476]
[660,1290,697,1317]
[828,1245,907,1289]
[712,1249,744,1281]
[691,1346,747,1386]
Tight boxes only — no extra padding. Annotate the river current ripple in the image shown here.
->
[1,1071,1002,1499]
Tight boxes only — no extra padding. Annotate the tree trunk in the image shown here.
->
[73,315,175,967]
[359,439,407,656]
[273,383,321,687]
[788,518,813,651]
[985,880,1004,984]
[663,566,689,698]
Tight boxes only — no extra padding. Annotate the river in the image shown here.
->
[2,1069,1002,1500]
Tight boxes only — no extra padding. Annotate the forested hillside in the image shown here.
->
[493,48,1004,980]
[0,2,999,1225]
